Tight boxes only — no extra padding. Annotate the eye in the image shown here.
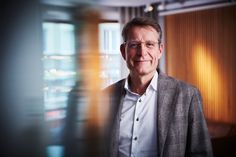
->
[128,42,139,48]
[146,41,155,48]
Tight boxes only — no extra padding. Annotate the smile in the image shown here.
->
[135,60,150,62]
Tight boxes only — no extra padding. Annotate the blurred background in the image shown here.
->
[0,0,236,157]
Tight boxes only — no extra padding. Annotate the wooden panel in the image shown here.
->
[165,5,236,123]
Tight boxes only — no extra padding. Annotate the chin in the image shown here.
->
[135,70,151,76]
[135,68,156,75]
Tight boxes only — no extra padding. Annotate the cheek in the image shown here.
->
[125,54,133,65]
[151,52,159,60]
[151,53,160,66]
[154,51,162,60]
[126,51,136,60]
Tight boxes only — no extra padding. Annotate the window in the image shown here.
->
[42,22,76,121]
[99,23,121,88]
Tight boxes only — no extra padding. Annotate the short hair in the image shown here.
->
[121,17,162,43]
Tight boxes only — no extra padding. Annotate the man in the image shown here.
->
[104,17,213,157]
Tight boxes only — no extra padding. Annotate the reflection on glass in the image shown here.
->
[42,22,76,149]
[99,23,121,88]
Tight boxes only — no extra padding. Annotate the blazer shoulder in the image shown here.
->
[103,79,125,94]
[178,79,199,92]
[160,72,200,95]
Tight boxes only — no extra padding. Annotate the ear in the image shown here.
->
[157,43,164,59]
[120,43,126,60]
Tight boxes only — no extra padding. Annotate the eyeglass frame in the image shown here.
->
[123,40,161,49]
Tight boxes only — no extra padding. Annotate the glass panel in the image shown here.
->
[42,22,76,146]
[98,23,121,88]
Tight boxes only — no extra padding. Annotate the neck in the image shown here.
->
[129,71,155,95]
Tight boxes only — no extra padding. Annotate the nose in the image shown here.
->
[137,43,147,56]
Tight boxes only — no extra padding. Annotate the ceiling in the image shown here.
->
[41,0,236,15]
[41,0,161,7]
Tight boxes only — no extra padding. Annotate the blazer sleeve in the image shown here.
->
[186,88,213,157]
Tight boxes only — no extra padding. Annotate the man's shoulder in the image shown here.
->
[159,72,199,94]
[103,79,125,93]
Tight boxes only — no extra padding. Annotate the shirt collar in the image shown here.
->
[149,71,158,91]
[124,71,158,94]
[124,77,139,96]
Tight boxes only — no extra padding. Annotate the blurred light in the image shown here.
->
[43,86,72,92]
[45,110,66,121]
[45,96,67,104]
[47,145,64,157]
[193,44,223,116]
[45,69,76,77]
[44,86,49,91]
[144,4,153,12]
[42,55,73,60]
[158,4,165,10]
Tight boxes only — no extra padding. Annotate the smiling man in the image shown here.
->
[104,17,213,157]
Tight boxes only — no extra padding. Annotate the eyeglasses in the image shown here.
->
[124,40,160,49]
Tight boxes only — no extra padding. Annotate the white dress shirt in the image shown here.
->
[118,72,158,157]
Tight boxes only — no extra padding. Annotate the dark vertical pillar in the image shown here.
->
[0,0,45,157]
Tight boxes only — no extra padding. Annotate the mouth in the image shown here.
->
[135,60,149,62]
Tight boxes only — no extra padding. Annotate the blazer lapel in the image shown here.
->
[109,79,126,157]
[157,72,177,157]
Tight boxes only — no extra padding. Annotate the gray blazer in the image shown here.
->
[104,71,213,157]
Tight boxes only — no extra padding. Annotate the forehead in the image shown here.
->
[127,26,159,41]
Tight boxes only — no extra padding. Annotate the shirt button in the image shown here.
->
[134,137,137,140]
[136,118,139,121]
[139,99,141,102]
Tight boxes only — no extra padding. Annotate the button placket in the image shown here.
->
[131,99,140,156]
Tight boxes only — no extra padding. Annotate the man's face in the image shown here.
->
[120,26,163,77]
